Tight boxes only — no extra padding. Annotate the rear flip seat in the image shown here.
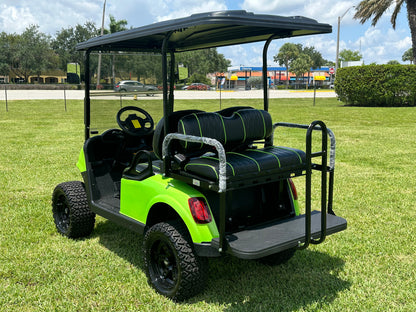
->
[177,109,306,182]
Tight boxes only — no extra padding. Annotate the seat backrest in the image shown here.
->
[152,109,204,159]
[177,108,272,153]
[216,106,254,117]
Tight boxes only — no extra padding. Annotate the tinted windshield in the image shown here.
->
[88,52,163,135]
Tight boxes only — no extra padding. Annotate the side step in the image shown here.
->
[211,211,347,260]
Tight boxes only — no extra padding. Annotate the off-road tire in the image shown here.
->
[143,221,207,301]
[52,181,95,238]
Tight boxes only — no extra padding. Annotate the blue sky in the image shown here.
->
[0,0,412,66]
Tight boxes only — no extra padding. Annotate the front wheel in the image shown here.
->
[51,181,95,238]
[143,221,207,301]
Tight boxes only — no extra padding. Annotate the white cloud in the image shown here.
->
[242,0,356,26]
[396,37,412,51]
[154,0,227,22]
[0,5,37,33]
[349,26,412,64]
[242,0,305,13]
[219,44,249,67]
[0,1,102,34]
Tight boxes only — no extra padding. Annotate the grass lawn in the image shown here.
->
[1,97,415,311]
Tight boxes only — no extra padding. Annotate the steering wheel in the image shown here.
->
[116,106,154,136]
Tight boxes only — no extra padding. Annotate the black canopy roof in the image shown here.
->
[76,10,331,53]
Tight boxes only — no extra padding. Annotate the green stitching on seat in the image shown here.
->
[201,156,235,176]
[235,112,246,142]
[179,120,187,149]
[215,113,227,144]
[247,149,281,168]
[274,147,303,163]
[185,163,218,180]
[192,113,204,149]
[228,152,260,172]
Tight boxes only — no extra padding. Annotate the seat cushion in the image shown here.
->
[183,146,306,182]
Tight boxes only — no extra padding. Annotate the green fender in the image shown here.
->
[76,148,86,173]
[120,174,219,244]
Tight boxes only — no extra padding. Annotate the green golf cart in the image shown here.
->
[52,10,347,301]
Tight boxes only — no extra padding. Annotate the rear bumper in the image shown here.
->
[210,211,347,260]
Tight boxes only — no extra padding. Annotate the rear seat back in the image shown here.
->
[177,109,273,153]
[152,109,204,159]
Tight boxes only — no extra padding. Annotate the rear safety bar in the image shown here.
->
[273,121,335,250]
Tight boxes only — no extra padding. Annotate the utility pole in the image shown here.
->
[335,6,354,75]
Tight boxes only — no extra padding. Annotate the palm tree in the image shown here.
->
[354,0,416,63]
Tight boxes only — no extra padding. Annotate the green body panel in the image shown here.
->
[120,174,219,244]
[76,148,86,173]
[75,144,297,244]
[293,196,300,216]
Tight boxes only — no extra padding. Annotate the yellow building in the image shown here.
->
[27,70,67,84]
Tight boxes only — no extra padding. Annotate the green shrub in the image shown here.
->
[247,76,263,89]
[335,65,416,106]
[2,83,82,90]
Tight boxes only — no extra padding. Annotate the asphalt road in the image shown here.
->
[0,89,336,101]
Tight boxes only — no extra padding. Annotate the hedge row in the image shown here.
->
[335,65,416,106]
[1,84,81,90]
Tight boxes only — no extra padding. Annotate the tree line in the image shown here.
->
[0,17,231,85]
[1,11,413,86]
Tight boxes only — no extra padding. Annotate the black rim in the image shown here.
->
[54,195,70,233]
[149,238,178,292]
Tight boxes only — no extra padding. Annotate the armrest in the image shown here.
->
[123,150,154,181]
[162,133,227,192]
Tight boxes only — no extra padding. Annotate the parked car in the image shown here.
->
[182,83,211,90]
[114,80,158,94]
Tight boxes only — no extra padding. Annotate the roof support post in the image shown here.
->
[162,33,174,175]
[169,51,175,110]
[84,50,91,140]
[262,35,276,112]
[162,32,173,136]
[162,38,169,125]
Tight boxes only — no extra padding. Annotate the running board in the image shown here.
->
[90,199,146,235]
[211,211,347,260]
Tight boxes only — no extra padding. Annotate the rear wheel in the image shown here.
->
[143,221,207,301]
[52,181,95,238]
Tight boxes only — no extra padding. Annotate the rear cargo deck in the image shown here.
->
[212,211,347,259]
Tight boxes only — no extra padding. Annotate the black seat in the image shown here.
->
[176,108,306,182]
[123,110,206,181]
[152,109,204,159]
[183,147,305,181]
